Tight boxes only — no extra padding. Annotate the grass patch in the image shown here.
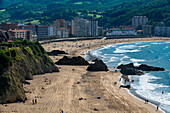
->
[24,47,34,56]
[30,20,40,25]
[74,2,83,5]
[0,9,6,12]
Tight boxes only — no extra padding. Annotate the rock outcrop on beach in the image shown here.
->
[137,64,165,71]
[55,56,89,65]
[117,63,165,75]
[120,67,144,75]
[0,41,59,104]
[47,50,68,56]
[87,59,108,71]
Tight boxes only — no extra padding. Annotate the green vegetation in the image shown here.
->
[0,0,169,27]
[0,40,46,72]
[0,51,11,72]
[0,9,6,12]
[74,2,83,5]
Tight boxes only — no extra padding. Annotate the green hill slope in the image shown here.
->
[0,40,59,103]
[0,0,169,27]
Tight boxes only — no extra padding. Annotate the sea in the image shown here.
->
[85,41,170,113]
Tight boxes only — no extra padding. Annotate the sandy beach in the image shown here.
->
[0,37,169,113]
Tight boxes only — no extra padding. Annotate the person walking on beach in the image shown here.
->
[156,106,159,111]
[35,98,37,104]
[32,99,34,104]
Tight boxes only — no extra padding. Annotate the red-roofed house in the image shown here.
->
[9,29,33,41]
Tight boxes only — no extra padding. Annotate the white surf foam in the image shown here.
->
[114,48,141,53]
[130,58,145,62]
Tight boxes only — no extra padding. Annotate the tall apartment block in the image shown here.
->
[88,20,98,36]
[132,16,148,27]
[71,18,98,37]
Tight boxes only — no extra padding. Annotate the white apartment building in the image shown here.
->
[72,18,98,37]
[88,20,98,36]
[132,16,148,27]
[106,28,137,36]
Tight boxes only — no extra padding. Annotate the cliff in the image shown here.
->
[0,40,59,103]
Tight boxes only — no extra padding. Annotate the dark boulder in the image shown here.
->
[47,50,68,56]
[117,63,135,69]
[120,67,144,75]
[120,85,131,89]
[86,60,108,71]
[55,56,89,65]
[71,56,89,65]
[137,64,165,71]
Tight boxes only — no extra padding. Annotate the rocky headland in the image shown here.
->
[0,40,59,104]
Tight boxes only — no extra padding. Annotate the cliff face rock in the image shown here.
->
[55,56,89,65]
[87,60,108,71]
[0,41,59,103]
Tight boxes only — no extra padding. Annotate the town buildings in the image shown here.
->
[71,18,98,37]
[106,28,137,36]
[1,22,18,31]
[142,25,153,37]
[132,16,148,27]
[20,25,55,39]
[154,26,170,37]
[9,29,33,41]
[53,19,69,38]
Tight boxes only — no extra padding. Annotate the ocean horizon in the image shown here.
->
[85,41,170,113]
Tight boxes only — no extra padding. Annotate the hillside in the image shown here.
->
[0,40,59,103]
[0,0,169,27]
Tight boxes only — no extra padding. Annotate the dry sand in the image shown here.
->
[0,37,169,113]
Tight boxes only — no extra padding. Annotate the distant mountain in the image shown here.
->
[0,0,169,27]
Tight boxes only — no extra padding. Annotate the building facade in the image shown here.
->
[71,18,98,37]
[88,20,98,36]
[1,22,18,31]
[132,16,148,27]
[106,28,137,36]
[142,25,153,37]
[9,29,33,41]
[53,19,69,38]
[20,25,55,39]
[154,26,170,37]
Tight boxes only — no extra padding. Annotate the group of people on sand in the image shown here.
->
[32,98,37,105]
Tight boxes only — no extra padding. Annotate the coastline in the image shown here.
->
[0,37,169,113]
[71,37,169,113]
[82,38,169,113]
